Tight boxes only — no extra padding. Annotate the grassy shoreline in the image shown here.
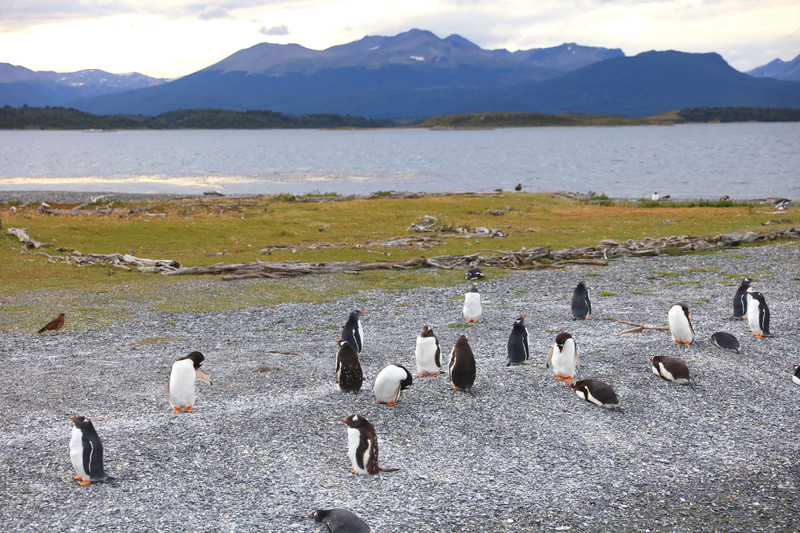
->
[1,191,796,332]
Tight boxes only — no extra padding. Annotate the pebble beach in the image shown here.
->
[1,232,799,532]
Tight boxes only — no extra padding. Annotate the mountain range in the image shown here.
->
[2,29,799,118]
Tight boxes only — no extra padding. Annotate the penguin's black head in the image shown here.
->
[514,315,526,326]
[467,284,479,293]
[340,414,370,429]
[397,364,413,389]
[672,302,690,318]
[555,331,572,349]
[70,416,93,429]
[456,334,469,345]
[309,510,327,523]
[180,351,205,370]
[349,310,365,320]
[742,277,754,287]
[576,281,586,290]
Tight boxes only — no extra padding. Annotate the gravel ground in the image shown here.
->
[1,242,799,532]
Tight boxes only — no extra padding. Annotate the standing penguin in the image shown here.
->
[309,509,371,533]
[341,310,366,354]
[462,284,482,323]
[168,351,212,413]
[746,291,771,338]
[732,278,755,320]
[649,355,691,384]
[335,340,363,393]
[571,282,591,320]
[711,331,740,353]
[340,414,398,475]
[373,364,413,405]
[569,379,622,412]
[415,325,441,377]
[506,315,530,366]
[546,332,579,382]
[69,416,112,485]
[668,303,695,345]
[449,335,476,393]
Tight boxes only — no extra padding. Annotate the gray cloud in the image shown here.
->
[198,5,232,20]
[259,24,289,36]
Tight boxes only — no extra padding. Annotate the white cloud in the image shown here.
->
[0,0,797,76]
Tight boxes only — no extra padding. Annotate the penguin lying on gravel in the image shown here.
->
[341,415,398,475]
[649,355,690,384]
[569,379,623,412]
[711,332,740,353]
[69,416,113,486]
[309,508,371,533]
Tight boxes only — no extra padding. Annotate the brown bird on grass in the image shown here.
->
[514,183,522,191]
[38,313,65,333]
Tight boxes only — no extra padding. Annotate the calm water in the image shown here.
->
[0,123,797,198]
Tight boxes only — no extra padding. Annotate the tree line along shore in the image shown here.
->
[2,105,800,130]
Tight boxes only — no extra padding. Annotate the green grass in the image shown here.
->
[0,193,794,332]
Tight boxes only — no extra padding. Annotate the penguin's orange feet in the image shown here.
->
[583,317,589,320]
[417,373,428,377]
[673,340,680,345]
[186,406,194,413]
[73,476,84,481]
[451,386,459,390]
[387,401,396,406]
[430,372,439,377]
[683,342,691,346]
[555,375,564,380]
[753,334,763,338]
[349,467,357,474]
[564,376,572,383]
[78,480,91,486]
[376,400,382,404]
[172,407,182,414]
[742,317,749,321]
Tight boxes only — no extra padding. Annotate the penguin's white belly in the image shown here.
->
[169,360,196,408]
[550,344,577,378]
[347,427,370,475]
[657,362,675,381]
[463,294,482,321]
[373,366,405,403]
[70,427,88,479]
[668,308,693,343]
[747,302,762,334]
[793,375,800,386]
[415,337,439,374]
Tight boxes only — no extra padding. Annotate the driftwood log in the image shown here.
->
[6,227,53,249]
[616,320,671,335]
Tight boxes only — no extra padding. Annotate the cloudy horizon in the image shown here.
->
[1,0,798,78]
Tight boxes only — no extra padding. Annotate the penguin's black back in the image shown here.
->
[311,508,371,533]
[450,335,476,391]
[571,282,591,319]
[711,331,740,352]
[342,311,364,352]
[506,317,529,365]
[751,292,771,335]
[732,278,752,318]
[336,341,363,393]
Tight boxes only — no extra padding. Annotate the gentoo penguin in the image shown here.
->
[546,332,579,382]
[711,331,740,353]
[506,315,530,366]
[309,509,371,533]
[746,291,771,338]
[668,303,695,345]
[340,414,398,475]
[569,379,622,412]
[38,312,65,333]
[415,325,441,377]
[571,282,591,320]
[373,364,413,405]
[168,351,212,413]
[335,340,363,393]
[792,365,800,386]
[652,192,660,201]
[449,334,476,393]
[69,416,112,485]
[341,310,365,354]
[732,278,755,320]
[649,355,690,384]
[462,284,482,323]
[465,267,485,281]
[774,198,790,210]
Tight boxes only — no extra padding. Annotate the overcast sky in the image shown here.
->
[2,0,799,78]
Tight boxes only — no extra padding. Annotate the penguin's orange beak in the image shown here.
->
[340,419,348,423]
[69,418,77,422]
